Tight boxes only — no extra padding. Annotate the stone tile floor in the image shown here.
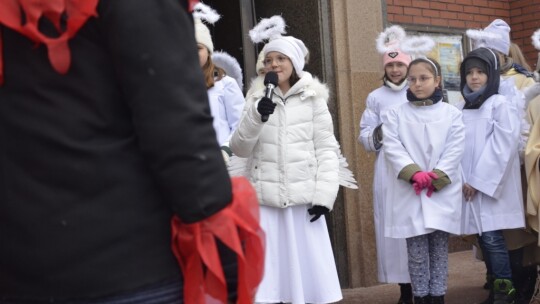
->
[341,250,488,304]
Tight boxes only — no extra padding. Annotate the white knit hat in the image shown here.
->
[263,36,309,77]
[195,19,214,53]
[248,16,308,77]
[467,19,511,55]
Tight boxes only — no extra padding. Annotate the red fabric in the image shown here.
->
[171,177,265,304]
[187,0,200,13]
[0,0,99,84]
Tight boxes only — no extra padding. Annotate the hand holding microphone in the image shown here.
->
[258,71,278,122]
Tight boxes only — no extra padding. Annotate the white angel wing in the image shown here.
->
[212,51,243,89]
[337,149,358,189]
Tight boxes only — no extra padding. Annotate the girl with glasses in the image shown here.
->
[383,56,466,304]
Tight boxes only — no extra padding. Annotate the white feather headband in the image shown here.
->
[193,2,221,24]
[249,15,286,43]
[532,29,540,51]
[400,36,436,58]
[376,25,407,54]
[212,51,243,89]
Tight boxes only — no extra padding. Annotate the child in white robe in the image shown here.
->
[358,25,413,304]
[383,57,465,304]
[459,46,525,304]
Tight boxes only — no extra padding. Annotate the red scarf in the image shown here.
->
[172,177,265,304]
[0,0,203,85]
[0,0,99,84]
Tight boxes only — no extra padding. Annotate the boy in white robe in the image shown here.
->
[459,47,525,304]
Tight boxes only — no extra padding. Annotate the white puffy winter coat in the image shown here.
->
[230,72,340,210]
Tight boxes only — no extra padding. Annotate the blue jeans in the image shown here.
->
[478,230,512,279]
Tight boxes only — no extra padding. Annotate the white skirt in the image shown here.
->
[255,204,343,304]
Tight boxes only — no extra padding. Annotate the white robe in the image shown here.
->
[383,101,465,239]
[460,94,525,234]
[358,85,410,283]
[207,75,245,146]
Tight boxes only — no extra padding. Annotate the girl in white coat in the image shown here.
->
[459,47,525,304]
[231,16,344,304]
[383,58,465,304]
[194,7,244,160]
[358,25,413,304]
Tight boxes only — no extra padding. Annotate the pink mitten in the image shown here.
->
[426,184,435,197]
[412,182,423,195]
[411,172,432,189]
[427,171,439,181]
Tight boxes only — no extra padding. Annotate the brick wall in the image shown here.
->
[387,0,540,70]
[510,0,540,69]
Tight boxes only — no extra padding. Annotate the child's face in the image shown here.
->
[384,62,408,84]
[198,44,209,68]
[264,52,293,86]
[466,67,488,92]
[407,62,440,99]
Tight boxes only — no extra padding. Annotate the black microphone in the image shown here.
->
[261,71,278,122]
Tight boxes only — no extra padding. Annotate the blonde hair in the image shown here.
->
[508,43,532,71]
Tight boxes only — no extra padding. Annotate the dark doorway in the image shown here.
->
[201,1,256,91]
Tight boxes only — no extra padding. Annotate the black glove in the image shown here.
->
[307,205,330,222]
[373,123,383,150]
[257,97,276,117]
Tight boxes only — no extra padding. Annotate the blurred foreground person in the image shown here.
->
[0,1,263,303]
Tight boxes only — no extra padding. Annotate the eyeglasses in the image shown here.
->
[263,55,289,66]
[407,76,433,84]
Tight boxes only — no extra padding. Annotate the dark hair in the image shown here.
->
[408,57,443,88]
[289,68,300,87]
[201,55,225,89]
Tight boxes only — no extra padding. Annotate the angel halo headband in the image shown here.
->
[400,36,437,75]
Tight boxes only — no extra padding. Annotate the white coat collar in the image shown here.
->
[248,72,329,102]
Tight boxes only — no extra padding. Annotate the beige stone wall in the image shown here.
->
[328,0,385,287]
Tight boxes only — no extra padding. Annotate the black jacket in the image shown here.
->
[0,0,231,300]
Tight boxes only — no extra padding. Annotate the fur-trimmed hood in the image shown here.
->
[247,72,330,102]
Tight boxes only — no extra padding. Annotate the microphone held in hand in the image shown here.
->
[261,71,278,122]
